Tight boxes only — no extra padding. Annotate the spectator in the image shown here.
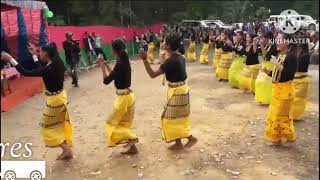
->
[92,34,107,61]
[83,32,96,65]
[95,34,103,48]
[63,32,81,87]
[309,31,319,64]
[133,31,140,54]
[90,32,97,50]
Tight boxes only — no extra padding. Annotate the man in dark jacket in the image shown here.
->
[63,32,81,87]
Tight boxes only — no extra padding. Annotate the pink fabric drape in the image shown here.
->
[21,8,41,46]
[1,8,19,58]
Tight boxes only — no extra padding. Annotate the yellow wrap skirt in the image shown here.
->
[290,72,310,120]
[40,90,73,147]
[187,42,196,62]
[199,43,209,64]
[147,42,155,63]
[216,52,233,80]
[161,82,191,142]
[239,64,260,93]
[265,81,295,142]
[212,48,223,68]
[105,89,137,147]
[228,55,246,88]
[255,61,274,104]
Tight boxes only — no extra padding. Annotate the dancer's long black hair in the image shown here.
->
[41,42,65,70]
[165,33,185,55]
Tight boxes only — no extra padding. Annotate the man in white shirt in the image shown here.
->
[95,35,103,48]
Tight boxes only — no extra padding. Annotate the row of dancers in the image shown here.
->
[1,33,197,160]
[160,28,310,146]
[0,26,314,160]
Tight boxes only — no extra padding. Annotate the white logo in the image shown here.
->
[278,9,301,34]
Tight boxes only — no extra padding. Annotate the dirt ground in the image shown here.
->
[1,50,319,180]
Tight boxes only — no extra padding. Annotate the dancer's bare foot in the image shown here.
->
[184,136,198,148]
[282,140,295,147]
[168,140,183,151]
[123,139,139,148]
[56,149,73,160]
[266,141,281,146]
[121,144,138,155]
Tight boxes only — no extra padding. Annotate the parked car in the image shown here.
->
[262,21,269,26]
[293,15,317,30]
[179,20,209,39]
[233,23,244,30]
[203,20,233,30]
[179,20,209,29]
[267,15,317,30]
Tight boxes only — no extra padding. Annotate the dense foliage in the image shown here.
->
[48,0,319,26]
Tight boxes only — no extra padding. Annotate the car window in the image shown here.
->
[305,16,313,21]
[301,16,305,20]
[269,17,276,21]
[208,23,217,28]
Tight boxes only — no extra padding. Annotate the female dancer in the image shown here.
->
[239,33,260,93]
[255,32,278,104]
[216,30,234,81]
[186,31,197,62]
[1,43,73,160]
[139,33,198,150]
[97,39,138,154]
[212,29,223,69]
[147,34,156,64]
[228,31,246,88]
[199,30,210,64]
[290,42,310,120]
[265,33,297,146]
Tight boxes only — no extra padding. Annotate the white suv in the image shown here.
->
[293,15,317,30]
[267,15,317,30]
[203,20,233,30]
[180,20,209,29]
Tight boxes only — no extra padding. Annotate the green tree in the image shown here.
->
[255,7,270,20]
[48,0,319,26]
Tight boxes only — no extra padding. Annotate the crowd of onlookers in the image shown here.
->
[155,23,319,64]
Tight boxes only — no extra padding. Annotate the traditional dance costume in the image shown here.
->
[216,42,234,80]
[147,42,156,63]
[187,41,196,62]
[265,53,297,143]
[103,52,138,147]
[212,41,223,69]
[160,52,192,142]
[10,56,73,147]
[255,45,278,104]
[199,35,209,64]
[239,45,260,93]
[290,53,310,120]
[228,41,246,88]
